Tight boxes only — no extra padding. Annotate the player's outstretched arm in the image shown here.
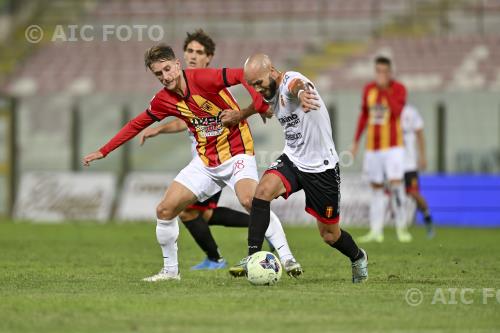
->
[139,119,187,146]
[83,151,104,166]
[83,111,157,166]
[351,86,370,158]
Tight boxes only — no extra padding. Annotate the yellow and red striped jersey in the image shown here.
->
[354,80,407,151]
[99,68,268,167]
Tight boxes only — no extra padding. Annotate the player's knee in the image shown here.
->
[322,231,340,245]
[179,208,200,222]
[156,204,176,221]
[254,183,277,201]
[239,196,253,212]
[202,209,213,222]
[321,226,341,245]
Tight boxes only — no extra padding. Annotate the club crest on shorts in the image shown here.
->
[325,206,334,218]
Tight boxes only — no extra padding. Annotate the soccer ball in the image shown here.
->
[246,251,282,286]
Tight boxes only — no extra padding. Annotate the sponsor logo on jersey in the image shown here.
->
[285,132,303,141]
[191,114,223,137]
[278,113,299,125]
[284,128,303,148]
[369,103,388,125]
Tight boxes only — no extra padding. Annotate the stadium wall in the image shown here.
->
[11,90,500,175]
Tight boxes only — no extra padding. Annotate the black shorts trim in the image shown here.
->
[265,154,341,223]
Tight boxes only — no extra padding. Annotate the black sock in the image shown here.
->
[248,198,271,256]
[208,207,249,228]
[331,229,364,262]
[182,214,222,262]
[424,213,433,225]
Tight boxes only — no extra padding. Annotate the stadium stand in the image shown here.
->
[321,35,500,91]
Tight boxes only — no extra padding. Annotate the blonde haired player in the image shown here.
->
[139,29,277,271]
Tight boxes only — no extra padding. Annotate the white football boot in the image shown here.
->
[142,268,180,282]
[352,249,368,283]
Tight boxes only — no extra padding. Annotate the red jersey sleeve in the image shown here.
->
[241,80,269,113]
[98,94,169,157]
[354,85,370,143]
[384,81,406,118]
[193,68,268,113]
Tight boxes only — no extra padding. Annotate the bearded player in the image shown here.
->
[83,44,302,281]
[139,30,274,270]
[229,54,368,283]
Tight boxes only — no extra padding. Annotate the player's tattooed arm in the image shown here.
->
[288,78,320,112]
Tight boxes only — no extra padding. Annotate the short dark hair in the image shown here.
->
[144,44,176,69]
[375,56,392,67]
[183,29,216,56]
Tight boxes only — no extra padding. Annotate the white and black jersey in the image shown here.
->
[267,71,339,173]
[401,104,424,172]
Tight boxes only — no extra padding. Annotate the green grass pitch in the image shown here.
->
[1,222,499,333]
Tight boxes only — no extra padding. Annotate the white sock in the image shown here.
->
[390,183,406,230]
[156,218,179,275]
[370,188,386,235]
[265,210,294,263]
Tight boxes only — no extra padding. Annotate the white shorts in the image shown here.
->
[174,154,259,202]
[363,147,405,184]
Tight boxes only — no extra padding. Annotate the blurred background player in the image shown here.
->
[139,29,266,271]
[83,44,301,281]
[351,56,412,243]
[401,104,435,239]
[230,54,368,283]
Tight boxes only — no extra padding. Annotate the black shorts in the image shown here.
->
[404,171,420,193]
[187,191,221,211]
[264,154,340,224]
